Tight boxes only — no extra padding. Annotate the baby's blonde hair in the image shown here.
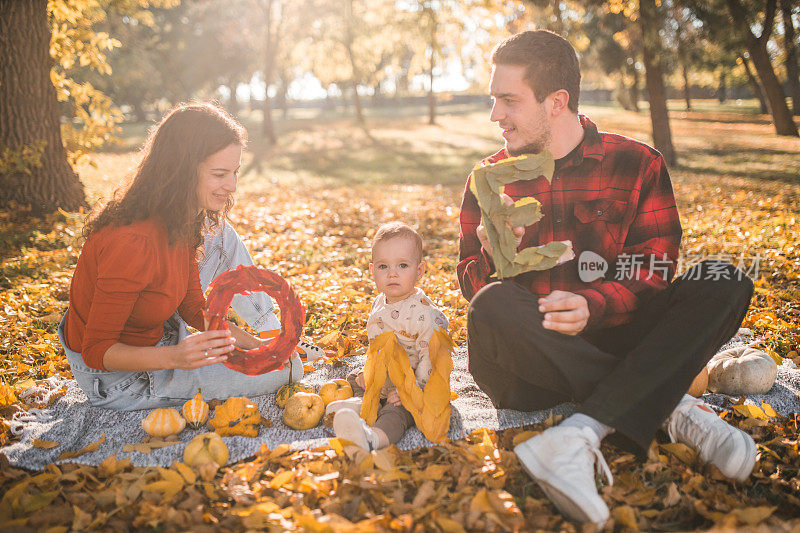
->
[372,222,423,262]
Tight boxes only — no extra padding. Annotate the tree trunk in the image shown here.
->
[781,0,800,115]
[682,63,692,111]
[717,69,727,103]
[629,65,640,112]
[350,82,365,124]
[0,0,86,213]
[276,77,289,120]
[344,0,365,124]
[740,55,769,114]
[132,102,147,123]
[616,75,633,111]
[228,81,239,114]
[552,0,564,34]
[639,0,676,164]
[726,0,798,135]
[427,7,437,125]
[372,82,382,104]
[261,0,277,144]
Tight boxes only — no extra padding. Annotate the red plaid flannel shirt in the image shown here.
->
[457,115,682,329]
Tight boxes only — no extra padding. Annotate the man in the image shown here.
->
[458,30,755,526]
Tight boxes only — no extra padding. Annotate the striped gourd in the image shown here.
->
[141,407,186,438]
[183,389,210,429]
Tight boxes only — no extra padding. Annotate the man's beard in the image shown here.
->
[507,141,546,156]
[506,128,551,157]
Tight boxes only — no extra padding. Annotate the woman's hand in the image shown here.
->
[169,330,235,370]
[226,322,263,351]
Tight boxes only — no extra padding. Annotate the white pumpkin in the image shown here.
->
[707,346,777,395]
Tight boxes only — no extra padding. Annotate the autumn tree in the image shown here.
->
[780,0,800,114]
[80,5,191,122]
[305,0,403,124]
[0,0,178,214]
[686,0,798,135]
[727,0,797,134]
[255,0,294,143]
[638,0,677,164]
[581,9,643,111]
[739,54,770,112]
[670,6,705,110]
[0,0,86,213]
[403,0,464,125]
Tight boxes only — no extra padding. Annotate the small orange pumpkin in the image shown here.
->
[182,389,209,429]
[209,397,262,437]
[142,407,186,438]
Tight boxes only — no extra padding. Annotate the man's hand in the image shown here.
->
[539,290,589,335]
[477,193,524,259]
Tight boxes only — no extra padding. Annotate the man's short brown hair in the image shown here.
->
[372,222,423,262]
[491,30,581,113]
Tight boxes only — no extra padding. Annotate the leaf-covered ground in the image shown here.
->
[1,103,799,531]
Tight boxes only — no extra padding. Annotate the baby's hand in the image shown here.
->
[387,390,401,406]
[355,372,365,389]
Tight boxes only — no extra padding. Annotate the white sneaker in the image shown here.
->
[325,397,363,416]
[666,396,756,481]
[514,425,612,526]
[297,339,325,361]
[333,408,378,451]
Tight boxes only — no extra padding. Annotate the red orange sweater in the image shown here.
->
[64,219,205,370]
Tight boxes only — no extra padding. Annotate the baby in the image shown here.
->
[330,221,449,450]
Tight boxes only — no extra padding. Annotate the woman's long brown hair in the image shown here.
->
[83,102,247,249]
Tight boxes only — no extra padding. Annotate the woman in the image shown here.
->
[58,102,302,410]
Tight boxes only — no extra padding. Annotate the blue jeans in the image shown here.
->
[59,221,303,410]
[174,220,282,340]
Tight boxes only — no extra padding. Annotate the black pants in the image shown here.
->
[467,260,753,454]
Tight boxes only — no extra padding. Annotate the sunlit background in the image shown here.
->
[61,0,793,152]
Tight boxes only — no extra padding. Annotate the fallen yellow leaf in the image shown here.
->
[731,506,776,526]
[612,505,639,530]
[122,440,179,454]
[511,430,538,447]
[57,433,105,460]
[733,404,769,420]
[659,442,696,465]
[12,379,36,394]
[761,402,778,418]
[0,383,17,407]
[270,470,294,489]
[173,462,197,484]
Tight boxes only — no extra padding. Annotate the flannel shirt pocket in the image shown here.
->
[573,199,627,247]
[573,198,626,223]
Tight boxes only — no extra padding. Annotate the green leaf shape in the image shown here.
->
[469,152,567,278]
